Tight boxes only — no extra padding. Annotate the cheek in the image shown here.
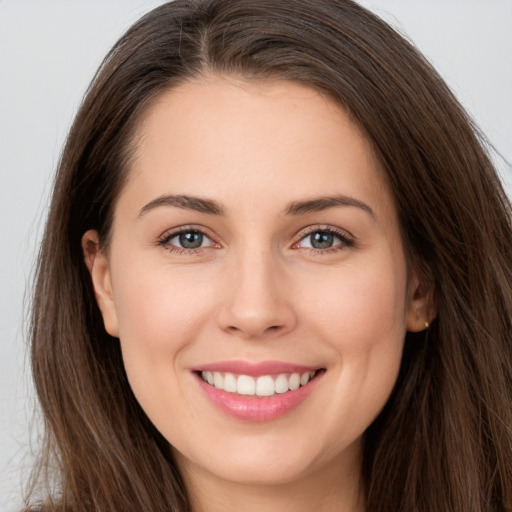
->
[304,259,408,347]
[113,261,213,343]
[110,260,217,397]
[301,256,408,428]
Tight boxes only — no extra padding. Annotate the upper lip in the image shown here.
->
[193,360,322,376]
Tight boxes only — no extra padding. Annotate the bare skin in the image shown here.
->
[83,76,432,511]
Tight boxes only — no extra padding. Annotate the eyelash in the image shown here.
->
[157,226,219,255]
[292,226,355,254]
[157,225,355,255]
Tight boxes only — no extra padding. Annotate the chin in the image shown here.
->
[172,433,362,489]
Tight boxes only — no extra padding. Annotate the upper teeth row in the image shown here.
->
[201,371,316,397]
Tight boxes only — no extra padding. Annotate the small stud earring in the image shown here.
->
[425,321,429,328]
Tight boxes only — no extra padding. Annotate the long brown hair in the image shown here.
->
[26,1,512,510]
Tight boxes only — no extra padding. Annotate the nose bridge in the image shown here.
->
[217,239,295,339]
[238,245,278,302]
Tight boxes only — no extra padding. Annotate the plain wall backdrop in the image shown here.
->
[1,1,511,510]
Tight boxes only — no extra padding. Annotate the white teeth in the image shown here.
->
[274,374,289,393]
[213,372,223,389]
[223,373,237,392]
[256,375,275,397]
[237,375,256,395]
[200,369,317,397]
[289,373,300,390]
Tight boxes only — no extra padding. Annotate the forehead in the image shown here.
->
[133,76,368,163]
[122,75,394,220]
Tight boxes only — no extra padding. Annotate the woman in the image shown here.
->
[26,1,512,511]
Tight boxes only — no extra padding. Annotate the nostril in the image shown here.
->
[224,323,284,339]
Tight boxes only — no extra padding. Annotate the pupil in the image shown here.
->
[311,231,333,249]
[179,232,203,249]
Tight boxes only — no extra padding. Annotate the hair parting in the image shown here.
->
[26,1,512,511]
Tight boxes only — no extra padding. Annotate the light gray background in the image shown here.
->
[1,1,511,510]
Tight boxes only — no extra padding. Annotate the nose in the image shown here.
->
[216,248,297,340]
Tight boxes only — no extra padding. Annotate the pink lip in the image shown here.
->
[193,362,325,422]
[194,360,320,376]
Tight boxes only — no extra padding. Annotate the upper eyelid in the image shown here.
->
[159,224,217,241]
[157,224,354,248]
[158,227,221,253]
[294,224,354,240]
[292,226,356,251]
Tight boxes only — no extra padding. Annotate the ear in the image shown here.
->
[405,270,436,332]
[82,230,119,337]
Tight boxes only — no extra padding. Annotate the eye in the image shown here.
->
[173,231,206,249]
[294,228,354,252]
[158,227,218,252]
[304,231,337,249]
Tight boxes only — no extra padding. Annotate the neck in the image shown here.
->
[176,443,365,512]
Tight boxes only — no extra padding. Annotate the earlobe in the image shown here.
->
[405,271,436,333]
[81,230,119,337]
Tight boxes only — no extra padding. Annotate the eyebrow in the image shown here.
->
[284,195,376,218]
[137,193,375,219]
[138,194,225,217]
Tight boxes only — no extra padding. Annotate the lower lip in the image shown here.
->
[195,372,323,422]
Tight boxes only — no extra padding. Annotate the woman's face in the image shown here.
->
[86,77,428,489]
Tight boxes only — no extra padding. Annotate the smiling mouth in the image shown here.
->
[198,370,323,398]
